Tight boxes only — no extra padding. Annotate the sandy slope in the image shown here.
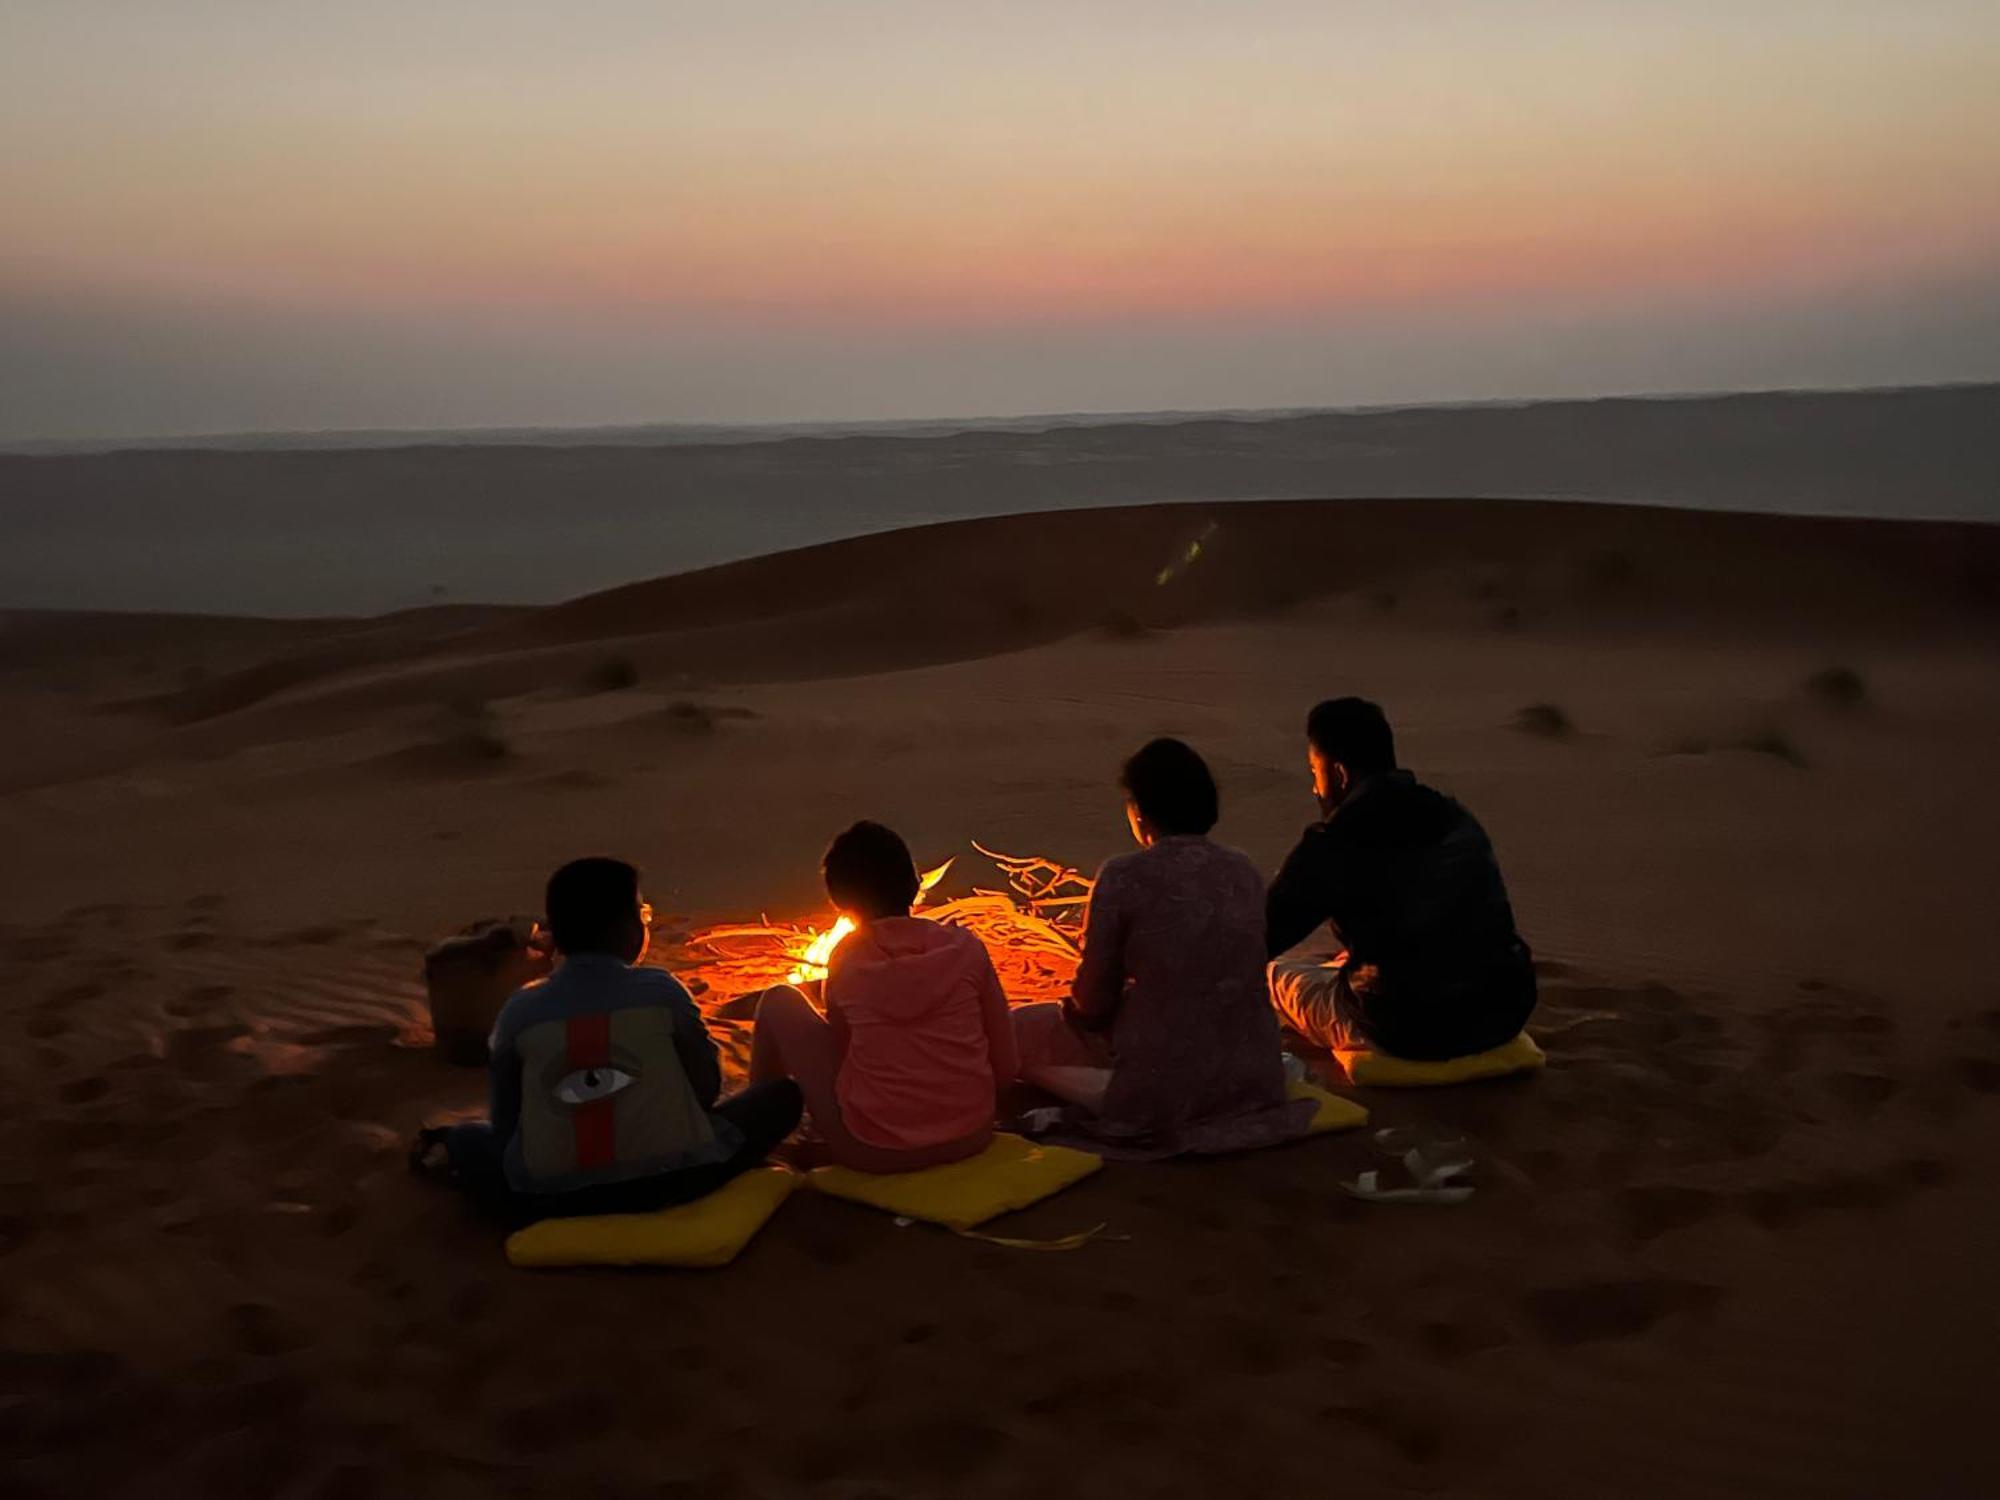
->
[2,497,1998,1498]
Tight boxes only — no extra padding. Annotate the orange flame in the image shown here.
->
[780,859,954,984]
[686,848,1086,1012]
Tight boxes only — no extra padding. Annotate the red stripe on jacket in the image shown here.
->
[566,1012,617,1170]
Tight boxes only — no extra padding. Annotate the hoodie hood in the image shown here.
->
[826,917,982,1021]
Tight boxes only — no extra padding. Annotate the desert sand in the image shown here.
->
[3,496,1998,1498]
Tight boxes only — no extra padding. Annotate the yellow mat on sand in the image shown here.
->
[809,1133,1102,1231]
[1289,1078,1371,1132]
[1333,1031,1546,1087]
[505,1166,797,1269]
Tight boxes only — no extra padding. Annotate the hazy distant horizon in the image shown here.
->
[5,384,1994,619]
[4,377,1989,457]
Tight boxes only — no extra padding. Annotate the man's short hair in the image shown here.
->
[545,857,643,955]
[823,821,920,918]
[1305,697,1397,776]
[1119,737,1220,837]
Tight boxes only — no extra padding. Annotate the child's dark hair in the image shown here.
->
[822,821,920,919]
[545,857,643,954]
[1119,737,1219,836]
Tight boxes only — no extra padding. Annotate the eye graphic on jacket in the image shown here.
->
[554,1066,636,1106]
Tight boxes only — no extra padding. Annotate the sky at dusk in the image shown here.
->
[3,1,1998,442]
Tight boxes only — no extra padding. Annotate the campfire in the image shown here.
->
[683,843,1093,1009]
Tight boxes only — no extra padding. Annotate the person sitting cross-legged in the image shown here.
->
[1266,697,1537,1061]
[427,857,802,1227]
[1012,737,1315,1156]
[748,821,1019,1173]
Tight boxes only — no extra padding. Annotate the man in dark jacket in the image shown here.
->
[1266,698,1535,1060]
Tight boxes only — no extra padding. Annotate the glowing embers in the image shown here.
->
[683,845,1090,1010]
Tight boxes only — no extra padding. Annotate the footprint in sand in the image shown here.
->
[1743,1156,1949,1228]
[7,928,75,963]
[496,1390,615,1455]
[55,978,110,1001]
[0,1213,35,1256]
[1319,1396,1447,1465]
[26,1009,71,1039]
[883,1413,1010,1485]
[224,1301,310,1357]
[1226,1321,1305,1376]
[1523,1276,1723,1346]
[270,924,352,946]
[1626,1152,1951,1240]
[1825,1070,1902,1115]
[62,901,134,924]
[1317,1334,1374,1366]
[168,982,234,1018]
[165,1023,257,1080]
[1617,1183,1729,1243]
[1417,1316,1510,1361]
[1957,1058,2000,1094]
[58,1076,111,1105]
[772,1427,865,1485]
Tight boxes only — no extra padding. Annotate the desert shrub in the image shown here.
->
[661,700,718,734]
[444,698,509,760]
[1098,610,1152,639]
[1584,549,1641,590]
[1514,702,1574,738]
[586,653,640,693]
[1804,665,1867,711]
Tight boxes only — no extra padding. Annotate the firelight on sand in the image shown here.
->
[686,845,1093,1007]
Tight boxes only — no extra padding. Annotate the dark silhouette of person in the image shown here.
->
[1266,698,1535,1059]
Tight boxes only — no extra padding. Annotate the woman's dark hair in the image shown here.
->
[1305,697,1396,776]
[822,821,920,919]
[545,857,643,955]
[1119,737,1219,836]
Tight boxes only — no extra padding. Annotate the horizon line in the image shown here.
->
[6,377,1992,459]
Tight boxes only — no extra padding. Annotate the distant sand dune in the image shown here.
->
[11,497,1992,768]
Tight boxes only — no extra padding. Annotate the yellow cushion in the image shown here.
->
[808,1133,1102,1231]
[504,1167,797,1269]
[1334,1031,1547,1087]
[1289,1078,1371,1132]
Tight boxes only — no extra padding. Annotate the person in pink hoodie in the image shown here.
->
[748,821,1019,1172]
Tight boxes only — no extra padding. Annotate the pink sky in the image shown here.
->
[3,2,1997,439]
